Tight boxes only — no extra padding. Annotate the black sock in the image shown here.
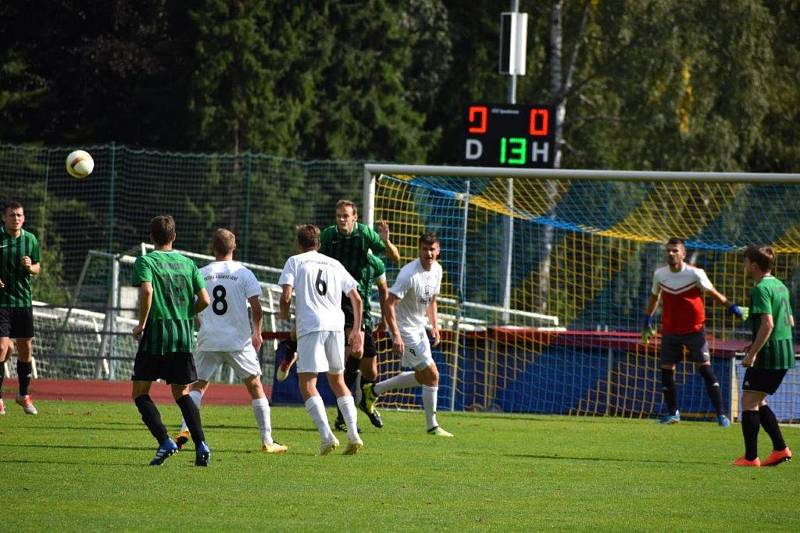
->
[344,355,361,392]
[698,365,724,416]
[0,363,5,398]
[134,394,169,444]
[176,394,205,445]
[17,360,33,396]
[741,410,760,461]
[661,368,678,415]
[758,405,786,451]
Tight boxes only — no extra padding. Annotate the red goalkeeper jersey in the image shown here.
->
[651,263,715,335]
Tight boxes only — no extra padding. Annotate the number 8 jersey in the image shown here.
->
[279,250,358,338]
[196,260,262,352]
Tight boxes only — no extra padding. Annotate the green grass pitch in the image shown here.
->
[1,401,798,531]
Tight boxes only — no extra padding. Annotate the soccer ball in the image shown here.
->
[66,150,94,179]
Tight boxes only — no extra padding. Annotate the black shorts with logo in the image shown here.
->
[132,351,198,385]
[742,367,788,395]
[660,332,710,365]
[0,307,35,338]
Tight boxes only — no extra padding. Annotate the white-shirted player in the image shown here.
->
[175,229,287,453]
[361,232,453,437]
[642,237,745,426]
[279,224,365,455]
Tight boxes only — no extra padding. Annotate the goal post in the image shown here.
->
[363,163,800,421]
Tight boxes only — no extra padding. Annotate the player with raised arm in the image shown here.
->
[131,215,212,466]
[642,238,745,426]
[361,232,453,437]
[733,245,794,467]
[0,201,41,415]
[174,229,287,454]
[279,224,365,455]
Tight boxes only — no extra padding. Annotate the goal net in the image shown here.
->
[364,165,800,422]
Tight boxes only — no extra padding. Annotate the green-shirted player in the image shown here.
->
[733,245,795,467]
[320,199,399,431]
[131,215,212,467]
[0,201,41,416]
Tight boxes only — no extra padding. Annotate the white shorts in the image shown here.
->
[399,330,435,370]
[194,343,261,381]
[297,330,345,375]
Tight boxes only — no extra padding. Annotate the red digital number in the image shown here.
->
[468,105,488,134]
[529,108,549,136]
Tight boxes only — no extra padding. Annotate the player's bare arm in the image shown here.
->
[377,220,400,263]
[375,278,389,332]
[743,313,774,367]
[279,284,293,320]
[385,292,404,355]
[21,256,40,276]
[347,288,364,354]
[0,278,4,288]
[194,288,210,315]
[427,295,440,347]
[706,287,746,319]
[133,281,154,340]
[248,295,264,352]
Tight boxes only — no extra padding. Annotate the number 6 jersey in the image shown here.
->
[279,250,358,337]
[196,260,262,352]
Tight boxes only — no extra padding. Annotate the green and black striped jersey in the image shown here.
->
[750,275,796,370]
[0,227,40,308]
[320,223,385,284]
[321,223,386,329]
[133,250,205,355]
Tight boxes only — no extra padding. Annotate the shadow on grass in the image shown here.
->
[505,452,709,466]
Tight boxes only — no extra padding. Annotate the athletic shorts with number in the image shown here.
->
[742,368,788,395]
[660,332,710,365]
[0,307,34,338]
[297,330,345,374]
[194,343,261,381]
[398,330,435,371]
[131,351,197,385]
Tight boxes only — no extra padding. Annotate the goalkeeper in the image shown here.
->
[641,238,746,427]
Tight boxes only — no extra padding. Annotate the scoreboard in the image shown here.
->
[461,103,555,168]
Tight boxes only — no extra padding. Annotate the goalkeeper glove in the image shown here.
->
[641,314,656,344]
[729,304,748,321]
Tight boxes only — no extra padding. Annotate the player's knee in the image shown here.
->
[243,375,264,398]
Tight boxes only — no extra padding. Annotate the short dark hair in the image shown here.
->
[665,237,684,248]
[3,201,23,215]
[150,215,176,246]
[211,228,236,256]
[419,232,439,247]
[297,224,320,250]
[744,245,774,272]
[335,199,358,217]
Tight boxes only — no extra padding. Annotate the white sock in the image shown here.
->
[180,390,203,433]
[252,397,272,444]
[336,395,359,443]
[305,395,333,442]
[374,371,419,395]
[423,385,439,430]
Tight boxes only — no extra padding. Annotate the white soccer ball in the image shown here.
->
[66,150,94,179]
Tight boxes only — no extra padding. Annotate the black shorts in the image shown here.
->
[362,332,377,358]
[742,368,788,395]
[0,307,34,338]
[660,332,710,365]
[131,351,198,385]
[342,297,370,332]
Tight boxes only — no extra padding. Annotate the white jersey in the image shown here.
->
[279,251,358,338]
[389,258,442,337]
[196,261,262,352]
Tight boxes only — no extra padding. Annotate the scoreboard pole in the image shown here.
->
[502,0,522,314]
